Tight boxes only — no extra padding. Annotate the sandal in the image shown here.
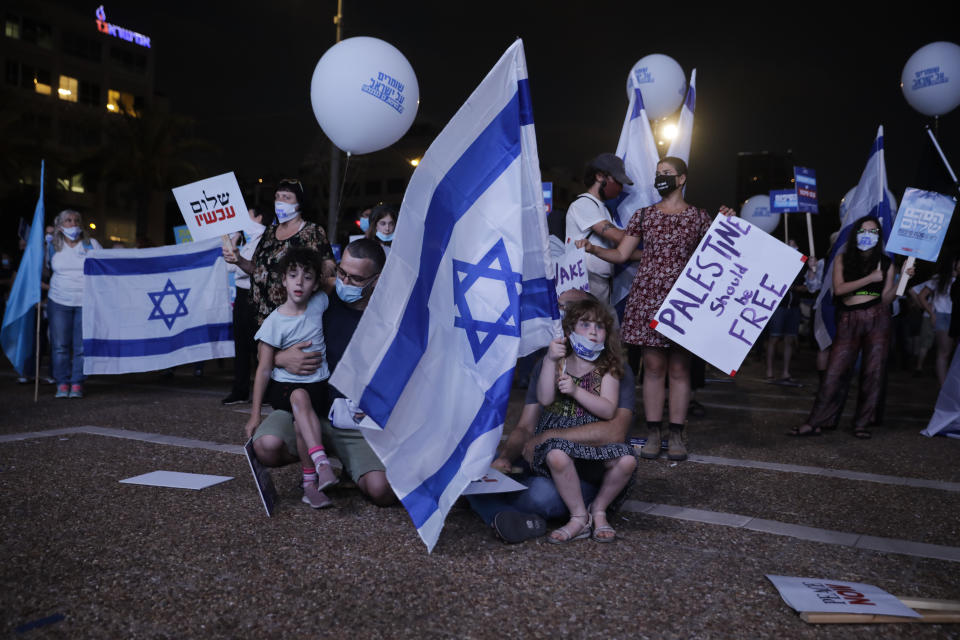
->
[589,505,616,543]
[547,514,591,544]
[853,428,872,439]
[787,425,821,437]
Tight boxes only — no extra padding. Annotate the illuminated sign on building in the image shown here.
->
[95,6,151,48]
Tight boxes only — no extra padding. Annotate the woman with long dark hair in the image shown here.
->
[792,215,902,438]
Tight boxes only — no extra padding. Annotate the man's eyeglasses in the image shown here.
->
[336,266,379,286]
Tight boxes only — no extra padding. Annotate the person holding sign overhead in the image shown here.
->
[791,215,911,439]
[578,157,734,461]
[223,179,335,326]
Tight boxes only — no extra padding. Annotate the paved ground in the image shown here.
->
[1,351,958,639]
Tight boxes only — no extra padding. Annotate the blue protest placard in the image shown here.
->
[794,166,818,213]
[888,187,956,261]
[542,182,553,215]
[769,189,799,214]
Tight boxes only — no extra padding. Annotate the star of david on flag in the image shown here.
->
[148,279,190,329]
[83,237,233,374]
[453,239,522,363]
[331,39,558,552]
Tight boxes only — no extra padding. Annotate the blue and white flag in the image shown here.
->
[610,88,661,307]
[667,68,696,165]
[1,161,46,376]
[814,125,894,350]
[82,237,234,374]
[330,39,557,552]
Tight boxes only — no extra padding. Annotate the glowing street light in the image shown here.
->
[409,158,421,167]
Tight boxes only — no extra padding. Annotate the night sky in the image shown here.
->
[64,1,960,216]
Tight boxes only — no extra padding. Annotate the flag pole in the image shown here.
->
[925,125,960,197]
[33,301,40,402]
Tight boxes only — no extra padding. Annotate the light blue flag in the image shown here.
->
[667,68,696,166]
[814,125,894,350]
[610,88,662,307]
[330,39,558,552]
[82,237,234,374]
[1,161,46,376]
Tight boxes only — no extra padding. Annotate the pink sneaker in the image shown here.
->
[69,384,84,399]
[55,384,69,399]
[301,483,333,509]
[316,463,338,491]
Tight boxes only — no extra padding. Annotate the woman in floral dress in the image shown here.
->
[579,157,734,461]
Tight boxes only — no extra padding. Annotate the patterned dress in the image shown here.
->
[621,205,712,347]
[532,367,636,510]
[251,221,334,326]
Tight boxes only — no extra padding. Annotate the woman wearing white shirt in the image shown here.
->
[47,209,101,398]
[910,254,959,387]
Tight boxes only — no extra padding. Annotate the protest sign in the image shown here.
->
[461,468,528,495]
[651,214,805,375]
[119,470,233,490]
[245,439,277,516]
[766,575,920,618]
[555,243,589,295]
[794,166,818,213]
[769,189,798,214]
[172,172,248,242]
[888,187,956,262]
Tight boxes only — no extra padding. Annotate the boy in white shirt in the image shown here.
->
[244,247,336,509]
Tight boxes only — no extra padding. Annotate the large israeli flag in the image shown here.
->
[82,237,234,374]
[813,125,894,350]
[667,68,696,165]
[610,87,662,307]
[330,39,557,552]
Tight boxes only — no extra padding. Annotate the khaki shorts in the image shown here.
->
[253,410,385,483]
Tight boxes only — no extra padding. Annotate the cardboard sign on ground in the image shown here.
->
[119,470,233,490]
[766,575,920,618]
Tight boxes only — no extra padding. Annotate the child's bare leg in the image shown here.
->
[590,455,637,540]
[545,449,589,542]
[291,389,337,492]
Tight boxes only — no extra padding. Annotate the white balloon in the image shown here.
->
[310,37,420,155]
[625,54,686,120]
[739,194,779,234]
[900,41,960,117]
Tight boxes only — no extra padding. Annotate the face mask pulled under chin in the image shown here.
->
[61,226,82,241]
[376,231,394,242]
[568,331,605,361]
[274,201,299,222]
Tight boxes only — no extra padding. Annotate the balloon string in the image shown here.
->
[336,151,351,225]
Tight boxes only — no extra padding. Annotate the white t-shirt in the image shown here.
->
[565,193,613,279]
[913,276,955,315]
[254,292,330,383]
[48,239,102,307]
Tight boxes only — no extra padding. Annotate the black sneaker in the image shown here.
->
[222,392,249,405]
[493,510,546,544]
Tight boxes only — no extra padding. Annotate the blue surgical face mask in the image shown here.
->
[275,201,299,223]
[358,217,370,232]
[568,331,605,361]
[1,258,10,268]
[335,277,365,303]
[376,231,394,242]
[45,233,53,244]
[856,231,879,251]
[61,226,82,241]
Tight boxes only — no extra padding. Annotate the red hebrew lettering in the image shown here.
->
[217,208,226,221]
[226,206,236,219]
[195,215,203,226]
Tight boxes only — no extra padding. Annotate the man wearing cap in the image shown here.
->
[564,153,633,306]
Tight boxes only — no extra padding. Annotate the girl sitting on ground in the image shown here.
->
[534,299,638,543]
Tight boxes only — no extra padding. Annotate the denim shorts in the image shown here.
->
[768,306,800,337]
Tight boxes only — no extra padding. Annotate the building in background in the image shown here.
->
[1,0,156,248]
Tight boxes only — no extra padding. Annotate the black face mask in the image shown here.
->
[654,174,679,196]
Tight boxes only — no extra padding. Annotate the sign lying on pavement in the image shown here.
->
[119,470,233,490]
[766,575,920,618]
